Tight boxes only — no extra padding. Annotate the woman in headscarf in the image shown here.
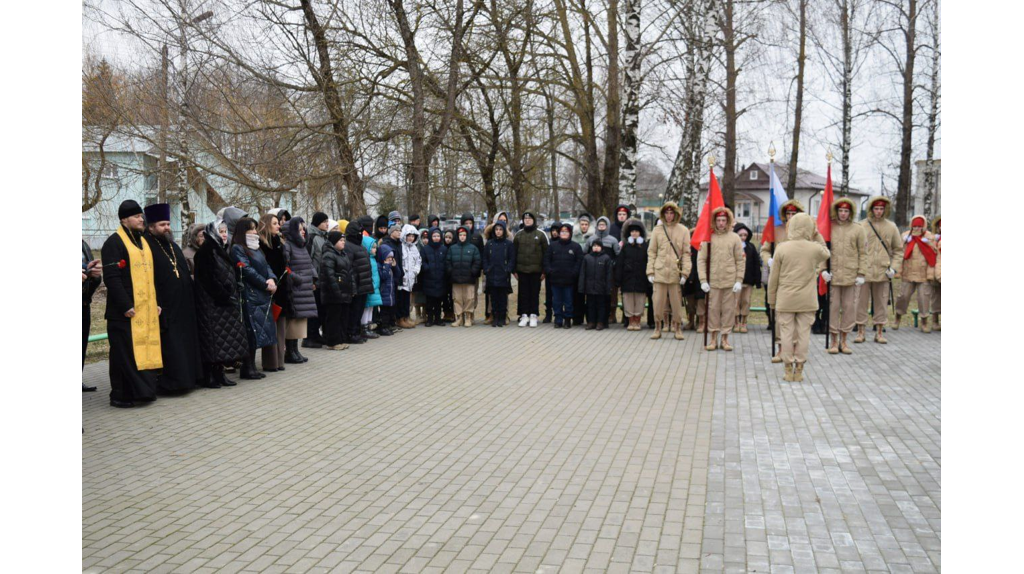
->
[193,219,247,387]
[181,223,206,276]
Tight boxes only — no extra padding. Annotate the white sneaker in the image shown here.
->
[518,314,529,327]
[529,314,538,328]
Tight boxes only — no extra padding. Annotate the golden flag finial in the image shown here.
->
[768,141,776,162]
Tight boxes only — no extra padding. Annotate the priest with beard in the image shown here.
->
[101,200,162,408]
[144,203,204,393]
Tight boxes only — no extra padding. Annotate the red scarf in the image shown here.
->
[904,235,936,267]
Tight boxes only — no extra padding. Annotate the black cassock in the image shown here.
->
[101,229,158,403]
[146,232,203,393]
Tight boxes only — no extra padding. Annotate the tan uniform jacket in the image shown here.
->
[768,214,831,313]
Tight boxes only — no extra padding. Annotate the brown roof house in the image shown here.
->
[696,163,870,232]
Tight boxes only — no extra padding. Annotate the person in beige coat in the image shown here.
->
[646,202,692,340]
[767,214,831,382]
[821,197,866,354]
[855,196,902,344]
[929,216,941,331]
[894,214,937,332]
[697,207,744,352]
[763,199,826,363]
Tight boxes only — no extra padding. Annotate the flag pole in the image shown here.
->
[704,154,715,349]
[768,142,778,360]
[824,149,833,350]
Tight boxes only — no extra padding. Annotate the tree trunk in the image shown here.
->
[894,0,918,227]
[666,0,715,226]
[601,0,622,216]
[299,0,365,215]
[786,0,808,195]
[618,0,640,207]
[923,1,939,219]
[547,91,560,218]
[722,0,738,208]
[839,0,852,196]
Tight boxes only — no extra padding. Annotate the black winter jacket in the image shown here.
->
[320,243,354,305]
[193,237,248,363]
[420,237,448,298]
[446,240,481,285]
[483,235,516,289]
[345,226,374,296]
[543,239,584,287]
[578,251,614,295]
[734,222,762,287]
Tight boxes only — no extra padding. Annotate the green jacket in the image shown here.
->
[513,227,548,274]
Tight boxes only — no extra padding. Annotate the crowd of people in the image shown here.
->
[82,195,940,402]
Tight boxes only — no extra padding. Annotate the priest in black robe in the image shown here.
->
[101,200,161,408]
[144,203,204,393]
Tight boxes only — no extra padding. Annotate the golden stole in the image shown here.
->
[116,227,163,370]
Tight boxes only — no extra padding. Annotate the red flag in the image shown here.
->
[690,168,725,249]
[816,163,835,295]
[817,163,834,242]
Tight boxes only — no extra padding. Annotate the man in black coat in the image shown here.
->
[101,200,160,408]
[144,203,203,393]
[82,240,102,391]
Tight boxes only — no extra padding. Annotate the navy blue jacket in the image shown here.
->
[230,244,277,349]
[420,236,448,298]
[483,235,516,289]
[543,238,584,287]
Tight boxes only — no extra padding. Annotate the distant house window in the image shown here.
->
[101,163,118,179]
[749,171,758,180]
[736,201,751,219]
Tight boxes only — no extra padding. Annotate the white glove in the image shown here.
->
[732,282,742,293]
[679,275,687,285]
[922,237,929,243]
[701,282,711,293]
[885,268,896,279]
[905,235,912,243]
[767,257,773,268]
[647,275,654,284]
[855,276,865,286]
[935,234,940,241]
[821,271,832,283]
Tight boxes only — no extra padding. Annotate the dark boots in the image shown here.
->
[213,364,237,387]
[361,325,378,340]
[240,350,265,380]
[200,367,222,389]
[284,340,305,364]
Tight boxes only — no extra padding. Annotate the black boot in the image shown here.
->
[200,367,222,389]
[563,318,572,329]
[361,325,379,339]
[294,340,309,362]
[215,364,237,387]
[284,340,304,364]
[241,351,264,380]
[301,338,322,349]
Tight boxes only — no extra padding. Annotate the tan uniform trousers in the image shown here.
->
[652,283,684,324]
[856,281,891,326]
[777,311,814,364]
[829,285,859,334]
[453,284,476,316]
[930,282,941,315]
[622,292,646,318]
[735,285,753,318]
[896,280,931,317]
[707,288,736,334]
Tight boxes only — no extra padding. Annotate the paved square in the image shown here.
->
[83,322,939,573]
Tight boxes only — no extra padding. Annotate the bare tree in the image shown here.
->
[618,0,641,206]
[922,0,939,218]
[785,0,808,194]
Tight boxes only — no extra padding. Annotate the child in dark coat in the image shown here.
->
[483,222,517,327]
[543,223,584,328]
[543,221,562,323]
[615,218,650,331]
[733,222,762,333]
[320,231,353,349]
[377,244,397,335]
[578,241,614,330]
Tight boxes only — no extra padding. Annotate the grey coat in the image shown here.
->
[282,218,318,319]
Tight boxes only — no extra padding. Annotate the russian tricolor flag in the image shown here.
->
[761,162,789,245]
